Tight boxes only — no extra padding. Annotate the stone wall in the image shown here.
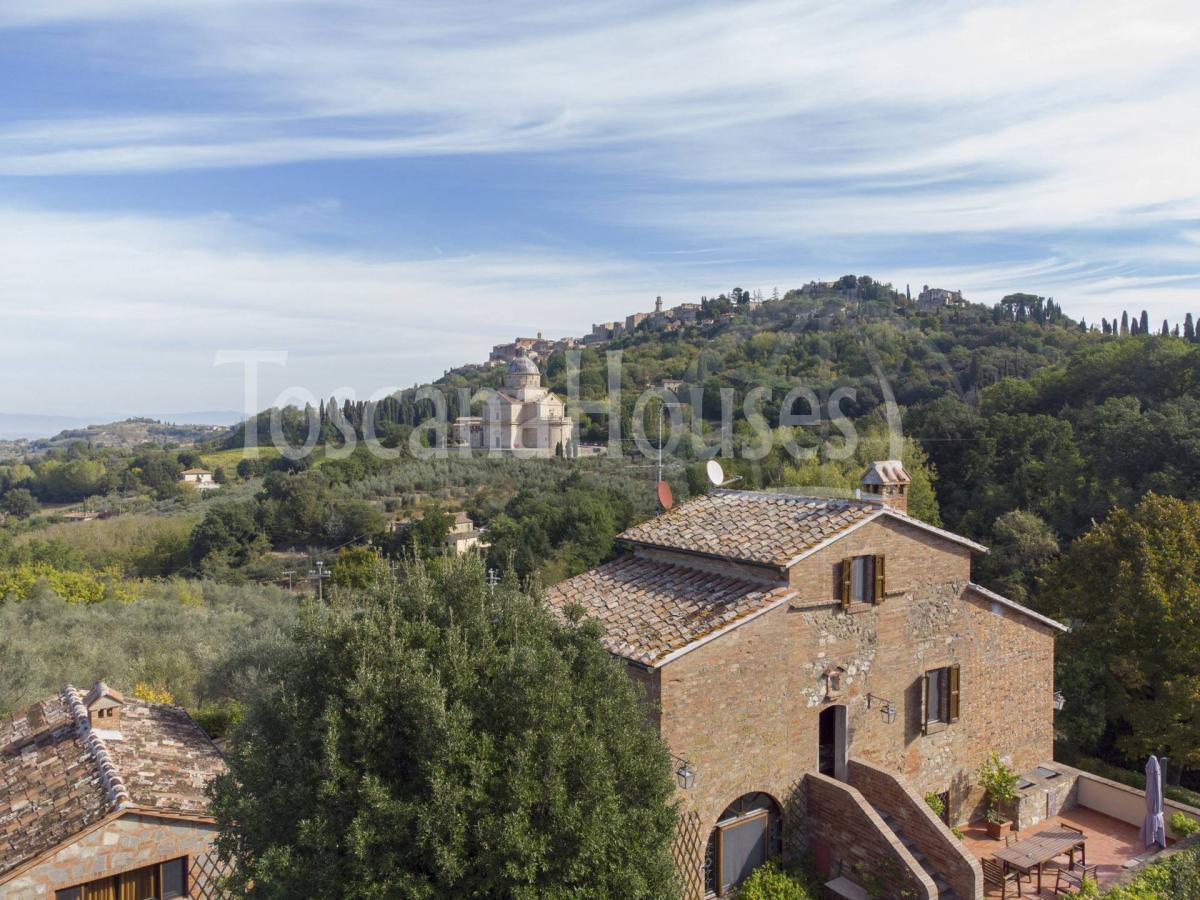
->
[848,759,983,899]
[802,773,934,899]
[1,811,219,899]
[657,517,1057,890]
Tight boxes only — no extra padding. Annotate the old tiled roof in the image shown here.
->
[0,687,225,878]
[543,555,794,666]
[617,490,881,568]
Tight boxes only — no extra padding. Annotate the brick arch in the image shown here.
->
[703,791,785,897]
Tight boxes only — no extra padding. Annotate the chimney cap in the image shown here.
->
[861,460,910,486]
[84,681,124,708]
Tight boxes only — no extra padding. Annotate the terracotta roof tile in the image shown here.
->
[0,688,225,877]
[617,490,880,567]
[544,555,793,666]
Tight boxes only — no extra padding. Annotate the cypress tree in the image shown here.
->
[1140,310,1150,334]
[1120,311,1130,336]
[1185,313,1196,342]
[1162,320,1170,336]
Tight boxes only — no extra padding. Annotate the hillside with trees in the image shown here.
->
[3,277,1200,796]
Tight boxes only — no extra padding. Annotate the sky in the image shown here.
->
[2,0,1199,417]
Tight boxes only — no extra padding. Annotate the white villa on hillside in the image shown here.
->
[452,354,574,457]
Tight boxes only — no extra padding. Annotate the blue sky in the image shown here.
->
[2,0,1199,417]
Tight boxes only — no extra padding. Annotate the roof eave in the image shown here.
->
[966,582,1070,633]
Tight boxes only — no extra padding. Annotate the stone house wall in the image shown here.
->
[655,517,1056,893]
[2,812,219,899]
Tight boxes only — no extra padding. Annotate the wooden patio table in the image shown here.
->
[993,826,1087,892]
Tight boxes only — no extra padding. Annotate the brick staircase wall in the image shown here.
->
[804,772,937,899]
[848,759,983,900]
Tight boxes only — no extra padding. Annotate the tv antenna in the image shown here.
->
[706,460,742,489]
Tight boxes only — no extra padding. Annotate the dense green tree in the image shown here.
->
[976,510,1058,604]
[190,501,270,568]
[208,559,678,898]
[1041,494,1200,776]
[2,488,41,519]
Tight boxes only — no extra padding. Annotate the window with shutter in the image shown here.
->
[840,558,851,609]
[948,664,960,722]
[873,554,885,604]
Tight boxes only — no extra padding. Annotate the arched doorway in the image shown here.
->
[703,792,782,897]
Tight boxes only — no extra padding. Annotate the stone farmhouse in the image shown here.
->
[546,461,1071,899]
[918,286,966,310]
[0,683,228,899]
[451,354,574,458]
[178,468,218,491]
[443,511,489,556]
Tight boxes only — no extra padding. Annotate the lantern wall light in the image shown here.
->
[867,693,897,724]
[670,753,696,790]
[1053,691,1066,711]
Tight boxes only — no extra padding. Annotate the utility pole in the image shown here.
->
[487,568,500,592]
[282,569,295,590]
[308,560,331,603]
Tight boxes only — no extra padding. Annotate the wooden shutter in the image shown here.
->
[840,559,851,609]
[948,664,961,723]
[920,671,930,735]
[873,554,885,604]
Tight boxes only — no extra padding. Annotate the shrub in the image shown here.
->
[924,792,946,818]
[734,861,819,899]
[1169,811,1200,839]
[1104,845,1200,897]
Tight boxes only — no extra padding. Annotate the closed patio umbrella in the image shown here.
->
[1141,755,1166,850]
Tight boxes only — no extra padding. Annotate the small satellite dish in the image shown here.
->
[706,460,725,486]
[656,480,674,511]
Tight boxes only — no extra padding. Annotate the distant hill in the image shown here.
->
[0,416,238,455]
[0,411,242,441]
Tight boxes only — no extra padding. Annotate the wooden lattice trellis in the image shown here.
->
[672,809,706,900]
[190,848,235,900]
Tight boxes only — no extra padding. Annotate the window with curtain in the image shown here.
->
[55,857,186,900]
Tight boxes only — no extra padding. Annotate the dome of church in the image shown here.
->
[507,355,540,376]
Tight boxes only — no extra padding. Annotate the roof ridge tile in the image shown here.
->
[62,684,132,813]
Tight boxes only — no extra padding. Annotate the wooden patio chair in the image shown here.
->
[982,857,1024,899]
[1053,824,1086,868]
[1005,834,1020,847]
[1054,863,1098,895]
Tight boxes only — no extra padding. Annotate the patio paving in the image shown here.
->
[962,806,1168,897]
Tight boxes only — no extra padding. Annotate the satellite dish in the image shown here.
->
[656,481,674,511]
[706,460,725,486]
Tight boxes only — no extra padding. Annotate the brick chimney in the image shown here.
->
[861,460,910,514]
[84,681,125,732]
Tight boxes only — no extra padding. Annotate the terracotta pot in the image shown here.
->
[986,818,1012,840]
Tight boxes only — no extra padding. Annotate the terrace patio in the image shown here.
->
[963,806,1166,896]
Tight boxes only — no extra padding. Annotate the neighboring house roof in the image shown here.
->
[0,685,225,879]
[543,555,794,667]
[617,490,986,568]
[965,582,1070,633]
[180,468,211,475]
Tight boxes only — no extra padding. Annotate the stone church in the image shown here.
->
[451,354,574,457]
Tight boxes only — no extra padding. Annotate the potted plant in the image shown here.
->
[978,752,1019,839]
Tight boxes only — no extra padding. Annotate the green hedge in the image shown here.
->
[1104,844,1200,898]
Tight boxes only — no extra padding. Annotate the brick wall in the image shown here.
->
[1,811,219,899]
[802,773,935,899]
[656,517,1057,891]
[848,758,983,899]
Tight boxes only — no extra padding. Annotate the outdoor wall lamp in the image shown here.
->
[1053,691,1066,711]
[867,693,897,724]
[670,753,696,790]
